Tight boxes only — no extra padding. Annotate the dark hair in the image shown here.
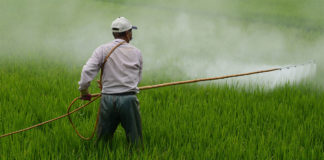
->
[112,31,127,39]
[112,29,132,39]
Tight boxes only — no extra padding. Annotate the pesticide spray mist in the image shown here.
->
[134,12,321,88]
[230,61,317,88]
[0,0,322,88]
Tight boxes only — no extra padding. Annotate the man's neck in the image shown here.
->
[116,37,129,43]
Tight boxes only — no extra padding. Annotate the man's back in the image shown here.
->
[78,39,143,94]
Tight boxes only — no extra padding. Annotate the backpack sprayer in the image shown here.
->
[0,60,316,139]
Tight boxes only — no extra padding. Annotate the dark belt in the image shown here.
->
[103,92,136,96]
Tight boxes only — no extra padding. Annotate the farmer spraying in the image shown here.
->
[78,17,143,147]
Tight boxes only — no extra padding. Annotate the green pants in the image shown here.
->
[96,94,142,146]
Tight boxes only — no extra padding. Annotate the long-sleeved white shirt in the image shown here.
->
[78,39,143,94]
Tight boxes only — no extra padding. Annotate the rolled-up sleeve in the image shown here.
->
[78,47,103,91]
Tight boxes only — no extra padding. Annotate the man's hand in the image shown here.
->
[80,89,91,101]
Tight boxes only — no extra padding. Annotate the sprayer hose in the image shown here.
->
[0,95,101,138]
[0,68,281,139]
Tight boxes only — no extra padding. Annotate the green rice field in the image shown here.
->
[1,0,324,159]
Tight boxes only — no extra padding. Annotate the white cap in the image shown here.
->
[111,17,137,33]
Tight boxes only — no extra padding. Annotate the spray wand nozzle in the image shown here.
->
[280,60,316,70]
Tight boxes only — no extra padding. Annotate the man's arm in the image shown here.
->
[78,47,103,97]
[138,52,143,83]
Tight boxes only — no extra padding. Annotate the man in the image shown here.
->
[78,17,143,147]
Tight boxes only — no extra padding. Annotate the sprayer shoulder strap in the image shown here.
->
[99,40,126,90]
[101,41,126,68]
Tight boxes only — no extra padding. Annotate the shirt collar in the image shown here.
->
[114,38,127,43]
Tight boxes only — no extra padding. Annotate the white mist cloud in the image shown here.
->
[1,0,322,87]
[136,12,321,88]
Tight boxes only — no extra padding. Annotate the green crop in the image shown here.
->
[1,57,323,159]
